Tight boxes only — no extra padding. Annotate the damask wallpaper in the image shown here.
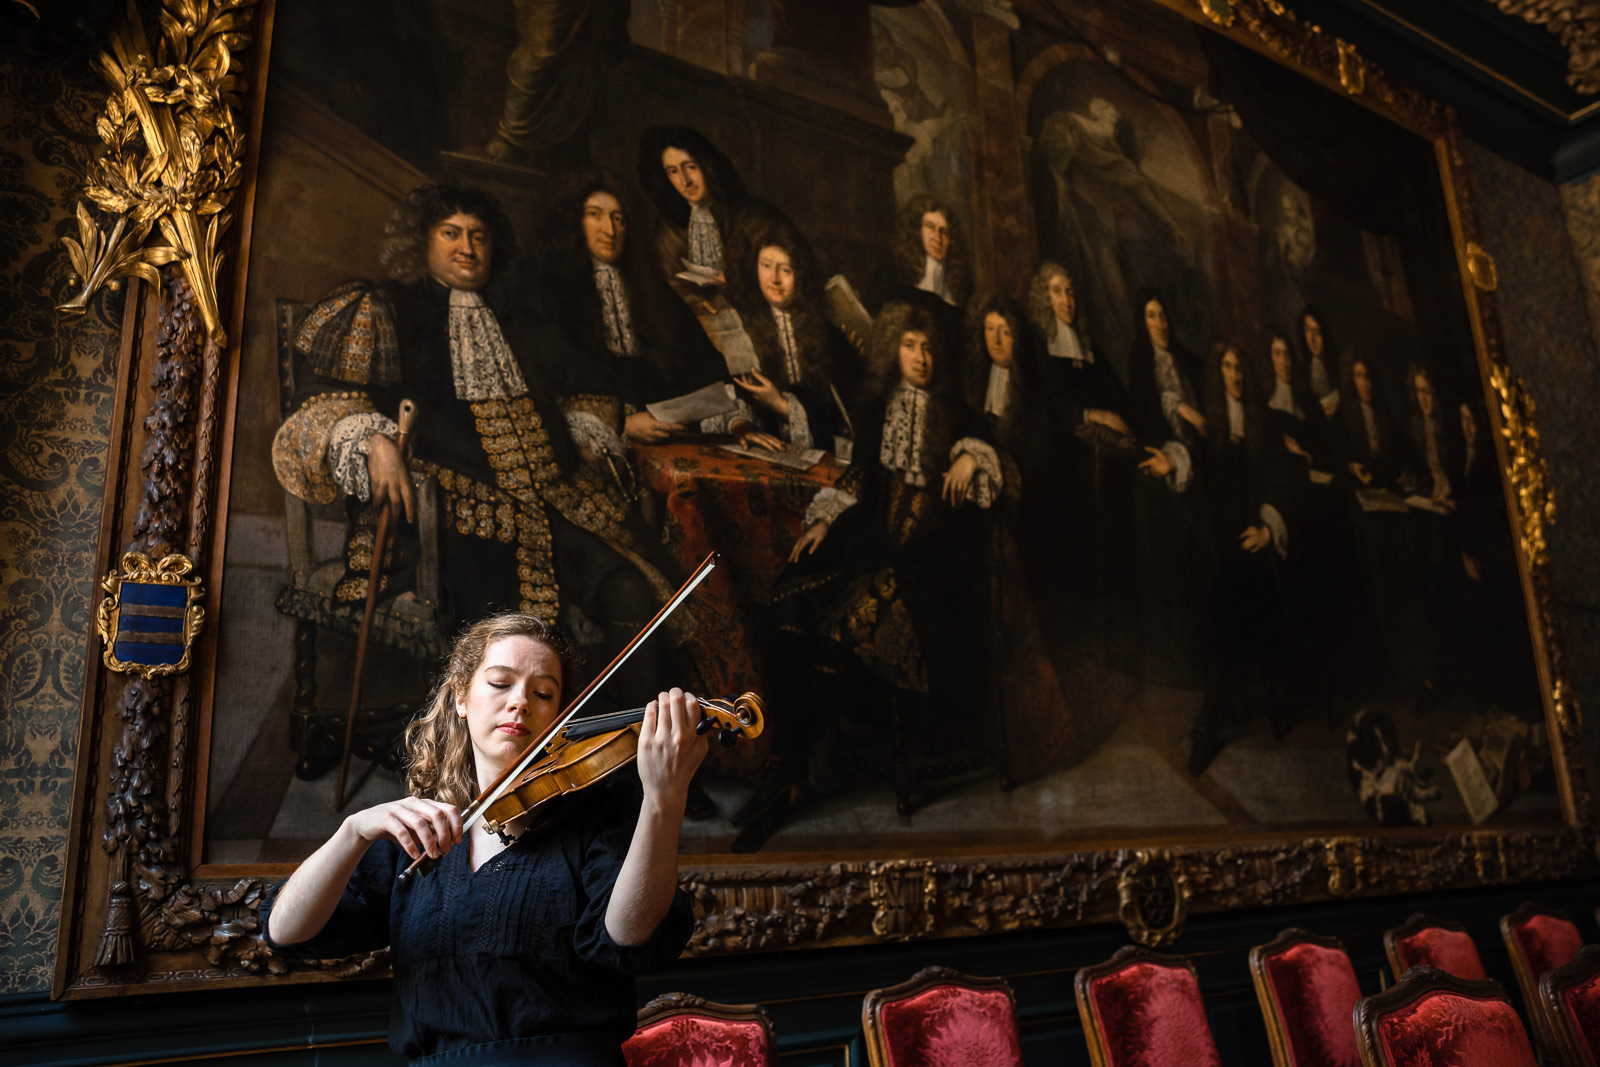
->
[0,26,121,994]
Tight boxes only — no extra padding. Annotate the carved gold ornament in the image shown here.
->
[97,551,206,677]
[1489,365,1556,573]
[1489,0,1600,95]
[1337,39,1366,95]
[869,860,938,938]
[57,0,259,345]
[1199,0,1235,27]
[1466,241,1499,291]
[1117,850,1189,947]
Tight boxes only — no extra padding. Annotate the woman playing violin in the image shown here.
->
[261,611,708,1066]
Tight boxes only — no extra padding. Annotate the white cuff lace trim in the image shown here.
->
[804,486,857,528]
[330,412,398,501]
[1161,440,1192,493]
[567,410,626,458]
[1260,502,1289,560]
[950,437,1002,509]
[780,391,812,447]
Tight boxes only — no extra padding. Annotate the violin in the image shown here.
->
[480,692,764,843]
[399,552,742,883]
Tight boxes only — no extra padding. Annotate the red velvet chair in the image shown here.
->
[1249,928,1363,1067]
[1502,901,1585,1061]
[1075,945,1222,1067]
[622,991,777,1067]
[1353,965,1538,1067]
[1382,913,1488,981]
[1539,943,1600,1066]
[860,965,1023,1067]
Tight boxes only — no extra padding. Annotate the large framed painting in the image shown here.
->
[53,0,1593,997]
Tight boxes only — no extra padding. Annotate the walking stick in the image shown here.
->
[336,398,418,811]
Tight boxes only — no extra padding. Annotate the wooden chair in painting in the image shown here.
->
[1501,901,1586,1061]
[1075,945,1222,1067]
[861,965,1023,1067]
[1382,913,1488,982]
[1249,928,1364,1067]
[622,992,777,1067]
[1354,965,1537,1067]
[1539,943,1600,1066]
[272,297,447,781]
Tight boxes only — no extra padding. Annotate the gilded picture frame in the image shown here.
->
[51,0,1593,999]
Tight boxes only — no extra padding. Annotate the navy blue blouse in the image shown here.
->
[260,780,694,1064]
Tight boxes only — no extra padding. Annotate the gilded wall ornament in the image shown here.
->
[1466,241,1500,291]
[56,0,259,344]
[1488,0,1600,95]
[870,861,939,938]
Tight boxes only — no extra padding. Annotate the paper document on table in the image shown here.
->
[676,261,722,287]
[1444,737,1499,824]
[701,307,760,376]
[719,442,826,471]
[647,381,738,425]
[1406,494,1451,515]
[824,274,873,347]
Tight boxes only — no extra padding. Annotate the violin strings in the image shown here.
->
[457,554,719,833]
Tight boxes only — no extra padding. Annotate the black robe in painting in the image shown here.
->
[767,388,997,788]
[1023,325,1147,673]
[1190,406,1304,758]
[532,258,729,421]
[735,300,862,447]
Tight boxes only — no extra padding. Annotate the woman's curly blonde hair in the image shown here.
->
[405,612,579,809]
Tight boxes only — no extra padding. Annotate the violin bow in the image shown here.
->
[398,551,719,881]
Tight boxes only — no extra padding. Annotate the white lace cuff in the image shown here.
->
[701,396,760,436]
[780,391,813,447]
[804,486,857,528]
[329,411,398,501]
[950,437,1002,509]
[1161,440,1192,493]
[567,410,626,458]
[1260,503,1289,560]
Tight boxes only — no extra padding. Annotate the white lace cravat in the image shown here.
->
[447,289,526,400]
[772,307,801,383]
[686,204,723,273]
[880,383,930,486]
[1227,395,1245,442]
[1268,379,1301,418]
[592,260,638,357]
[985,364,1011,419]
[1048,321,1089,363]
[916,257,952,304]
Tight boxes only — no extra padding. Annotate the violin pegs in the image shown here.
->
[717,728,738,748]
[694,717,714,736]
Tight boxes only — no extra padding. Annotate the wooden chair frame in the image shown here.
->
[1249,927,1358,1067]
[1501,900,1582,1063]
[1353,965,1528,1067]
[1382,912,1482,981]
[1539,943,1600,1067]
[1074,944,1210,1067]
[629,991,777,1063]
[860,964,1020,1067]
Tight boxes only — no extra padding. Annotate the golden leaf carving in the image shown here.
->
[56,0,258,340]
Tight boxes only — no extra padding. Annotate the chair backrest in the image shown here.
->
[1354,965,1537,1067]
[1075,945,1222,1067]
[861,965,1023,1067]
[622,991,777,1067]
[1502,901,1584,1061]
[276,298,311,417]
[1249,928,1363,1067]
[1540,943,1600,1067]
[1383,913,1487,981]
